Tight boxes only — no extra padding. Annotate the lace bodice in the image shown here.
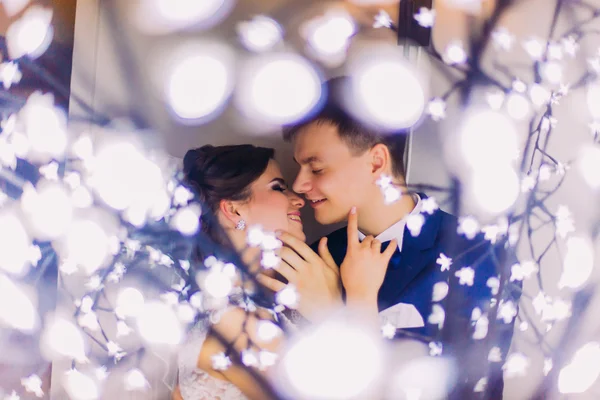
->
[178,308,299,400]
[178,318,248,400]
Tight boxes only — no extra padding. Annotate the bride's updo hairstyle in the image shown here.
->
[182,144,275,250]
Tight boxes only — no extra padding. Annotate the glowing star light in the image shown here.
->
[492,27,514,50]
[414,8,435,28]
[21,374,43,398]
[455,267,475,286]
[436,253,452,272]
[381,322,396,339]
[444,41,467,64]
[373,10,392,29]
[212,352,232,371]
[426,98,446,121]
[0,61,22,88]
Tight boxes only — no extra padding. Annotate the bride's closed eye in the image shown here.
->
[272,183,288,192]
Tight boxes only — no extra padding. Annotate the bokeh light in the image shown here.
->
[558,342,600,394]
[131,0,233,34]
[6,6,53,59]
[279,319,382,399]
[116,288,145,319]
[136,301,183,345]
[166,51,233,121]
[0,274,38,332]
[459,109,519,168]
[236,53,322,125]
[0,208,31,276]
[21,180,73,240]
[578,145,600,189]
[469,167,520,215]
[64,369,100,400]
[237,16,283,52]
[559,236,594,289]
[350,49,426,130]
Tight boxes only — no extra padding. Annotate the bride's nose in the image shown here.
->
[288,191,305,209]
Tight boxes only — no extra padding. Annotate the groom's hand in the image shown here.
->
[340,207,397,302]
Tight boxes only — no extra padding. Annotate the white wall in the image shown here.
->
[66,1,600,399]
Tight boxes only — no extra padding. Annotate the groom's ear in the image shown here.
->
[219,199,242,225]
[369,143,391,177]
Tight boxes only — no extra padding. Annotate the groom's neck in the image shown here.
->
[357,192,416,237]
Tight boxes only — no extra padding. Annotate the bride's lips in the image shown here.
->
[287,211,302,224]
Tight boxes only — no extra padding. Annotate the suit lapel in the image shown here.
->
[378,207,444,311]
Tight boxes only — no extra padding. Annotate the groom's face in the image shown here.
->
[291,121,372,225]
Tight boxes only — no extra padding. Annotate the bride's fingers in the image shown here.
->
[256,274,286,292]
[273,260,297,283]
[277,231,320,263]
[280,247,307,272]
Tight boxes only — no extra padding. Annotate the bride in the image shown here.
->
[173,144,394,400]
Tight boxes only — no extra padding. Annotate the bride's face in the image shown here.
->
[244,160,306,242]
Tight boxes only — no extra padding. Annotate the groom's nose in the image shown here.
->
[292,170,311,194]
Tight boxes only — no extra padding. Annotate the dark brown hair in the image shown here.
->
[183,144,275,247]
[282,76,407,177]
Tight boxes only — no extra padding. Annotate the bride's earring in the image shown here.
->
[235,219,246,231]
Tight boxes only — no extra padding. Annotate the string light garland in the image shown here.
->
[0,0,598,399]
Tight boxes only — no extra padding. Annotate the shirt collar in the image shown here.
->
[357,194,422,251]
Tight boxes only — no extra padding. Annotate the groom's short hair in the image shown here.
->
[282,76,407,178]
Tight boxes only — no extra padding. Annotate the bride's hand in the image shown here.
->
[340,207,397,302]
[256,232,342,320]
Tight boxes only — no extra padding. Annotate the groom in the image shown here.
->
[283,76,519,398]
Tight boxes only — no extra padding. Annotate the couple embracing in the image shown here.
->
[174,77,517,400]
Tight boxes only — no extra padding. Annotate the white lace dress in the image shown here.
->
[178,309,300,400]
[178,317,247,400]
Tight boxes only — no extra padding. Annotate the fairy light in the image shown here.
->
[0,1,598,398]
[559,236,594,289]
[64,369,100,400]
[124,369,149,391]
[414,7,436,28]
[43,318,88,362]
[21,180,74,240]
[301,10,355,68]
[558,342,600,394]
[170,204,201,235]
[136,301,183,345]
[166,52,233,121]
[115,287,145,319]
[0,209,31,276]
[279,320,382,399]
[19,92,68,161]
[352,53,426,129]
[236,53,322,124]
[237,15,283,52]
[6,6,53,59]
[132,0,232,34]
[0,61,22,89]
[0,273,38,331]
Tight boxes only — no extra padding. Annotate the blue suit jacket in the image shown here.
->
[311,204,520,399]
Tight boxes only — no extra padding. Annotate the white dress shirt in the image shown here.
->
[357,194,423,251]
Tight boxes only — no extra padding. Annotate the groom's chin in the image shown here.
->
[314,210,345,226]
